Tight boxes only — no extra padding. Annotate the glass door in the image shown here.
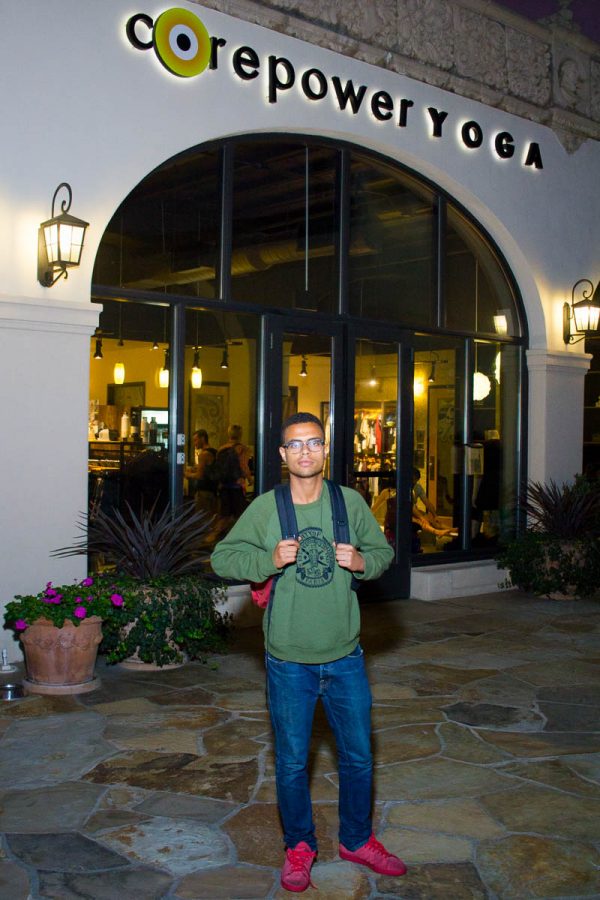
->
[261,317,342,489]
[347,325,413,600]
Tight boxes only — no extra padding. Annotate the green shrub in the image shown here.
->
[497,530,600,600]
[99,575,231,667]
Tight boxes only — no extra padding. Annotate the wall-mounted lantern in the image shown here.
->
[38,183,89,287]
[563,279,600,344]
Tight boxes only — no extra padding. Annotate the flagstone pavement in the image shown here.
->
[1,589,599,899]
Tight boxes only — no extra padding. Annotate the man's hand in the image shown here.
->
[333,542,365,572]
[273,538,301,568]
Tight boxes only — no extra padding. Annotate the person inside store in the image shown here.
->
[184,429,217,514]
[411,467,452,537]
[472,429,502,544]
[211,412,406,893]
[381,468,451,552]
[216,424,252,519]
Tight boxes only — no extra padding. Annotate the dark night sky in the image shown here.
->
[494,0,600,44]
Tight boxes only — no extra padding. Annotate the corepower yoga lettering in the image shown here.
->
[127,9,544,170]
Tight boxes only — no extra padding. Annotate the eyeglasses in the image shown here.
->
[282,438,326,453]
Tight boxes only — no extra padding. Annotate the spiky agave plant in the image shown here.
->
[53,501,215,579]
[522,480,600,540]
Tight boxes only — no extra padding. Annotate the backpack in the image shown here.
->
[251,479,360,608]
[206,443,244,486]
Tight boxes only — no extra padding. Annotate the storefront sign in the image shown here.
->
[126,8,543,170]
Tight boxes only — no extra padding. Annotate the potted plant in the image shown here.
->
[52,502,231,669]
[4,575,132,694]
[497,476,600,600]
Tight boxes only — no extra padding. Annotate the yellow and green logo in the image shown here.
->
[126,8,211,77]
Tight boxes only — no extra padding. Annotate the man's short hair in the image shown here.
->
[194,429,208,442]
[228,424,242,442]
[281,412,324,445]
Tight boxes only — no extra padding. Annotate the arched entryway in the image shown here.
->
[89,135,527,598]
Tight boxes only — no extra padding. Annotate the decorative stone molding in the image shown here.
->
[397,0,454,72]
[194,0,600,149]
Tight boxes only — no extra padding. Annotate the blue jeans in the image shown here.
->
[266,644,373,853]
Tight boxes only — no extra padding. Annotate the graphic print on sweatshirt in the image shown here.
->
[296,526,335,587]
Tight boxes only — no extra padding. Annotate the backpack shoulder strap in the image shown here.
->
[326,479,350,544]
[326,479,361,593]
[274,483,299,540]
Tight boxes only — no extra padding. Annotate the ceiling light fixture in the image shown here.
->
[300,356,308,377]
[220,347,229,369]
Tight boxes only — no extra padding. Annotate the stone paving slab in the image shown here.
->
[2,589,599,899]
[0,712,116,789]
[37,867,173,899]
[0,781,105,832]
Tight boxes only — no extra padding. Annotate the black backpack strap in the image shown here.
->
[266,483,298,656]
[326,479,361,593]
[326,479,350,543]
[274,482,299,540]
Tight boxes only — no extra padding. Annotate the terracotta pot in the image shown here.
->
[20,616,103,695]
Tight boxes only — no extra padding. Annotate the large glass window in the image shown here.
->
[89,300,171,518]
[231,142,337,312]
[446,205,519,336]
[348,155,436,325]
[91,135,525,572]
[183,308,258,528]
[413,337,464,556]
[93,149,220,298]
[470,340,520,547]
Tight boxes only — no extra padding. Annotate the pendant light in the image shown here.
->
[368,365,377,387]
[191,349,202,389]
[220,346,229,369]
[300,355,308,377]
[472,266,490,401]
[159,348,170,389]
[157,308,169,388]
[93,337,103,360]
[190,313,203,388]
[113,306,125,384]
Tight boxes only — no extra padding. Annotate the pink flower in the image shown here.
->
[46,582,53,590]
[81,577,94,587]
[110,593,124,607]
[45,587,58,598]
[74,606,87,619]
[15,619,28,631]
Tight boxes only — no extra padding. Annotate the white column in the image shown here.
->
[0,295,99,661]
[526,349,590,485]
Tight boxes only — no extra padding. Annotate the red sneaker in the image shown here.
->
[281,841,317,892]
[339,834,407,876]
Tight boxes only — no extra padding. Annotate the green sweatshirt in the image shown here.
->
[211,484,394,664]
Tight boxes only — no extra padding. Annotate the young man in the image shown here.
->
[211,412,406,893]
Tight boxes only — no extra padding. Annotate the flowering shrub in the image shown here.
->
[4,575,133,632]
